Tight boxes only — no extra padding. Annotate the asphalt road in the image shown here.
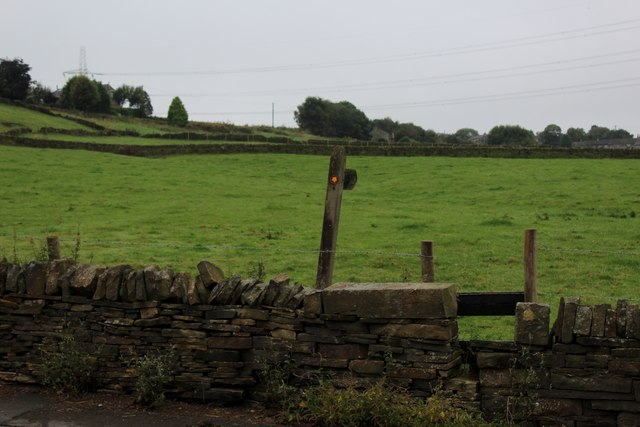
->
[0,385,283,427]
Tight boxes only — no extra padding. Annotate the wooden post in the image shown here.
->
[524,229,537,302]
[316,147,347,289]
[421,240,434,282]
[47,236,61,261]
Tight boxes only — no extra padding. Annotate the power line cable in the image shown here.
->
[94,19,640,77]
[149,49,640,98]
[187,76,640,116]
[362,76,640,110]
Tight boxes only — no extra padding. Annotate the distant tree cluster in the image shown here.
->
[58,76,111,114]
[2,57,636,141]
[371,117,439,143]
[0,57,171,121]
[0,58,31,100]
[485,123,634,147]
[294,97,371,139]
[486,125,536,146]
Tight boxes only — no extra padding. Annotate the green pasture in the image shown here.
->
[0,145,638,339]
[63,114,179,135]
[26,133,274,146]
[0,103,313,140]
[0,104,91,131]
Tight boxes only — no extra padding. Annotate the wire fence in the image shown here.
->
[0,234,424,259]
[538,243,640,256]
[2,232,637,301]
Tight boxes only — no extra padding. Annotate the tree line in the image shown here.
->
[0,57,188,126]
[294,96,634,146]
[1,57,635,142]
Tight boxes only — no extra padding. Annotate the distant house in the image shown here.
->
[370,126,392,143]
[469,134,487,145]
[102,83,115,98]
[573,138,640,149]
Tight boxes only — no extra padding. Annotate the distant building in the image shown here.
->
[573,138,640,149]
[469,134,487,145]
[370,126,392,143]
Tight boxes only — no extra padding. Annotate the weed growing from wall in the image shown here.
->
[506,346,544,425]
[249,260,266,282]
[71,226,81,263]
[297,381,493,427]
[41,335,98,395]
[257,353,300,419]
[29,237,48,262]
[129,350,175,407]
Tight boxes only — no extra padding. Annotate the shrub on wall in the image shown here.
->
[41,335,98,395]
[130,351,174,407]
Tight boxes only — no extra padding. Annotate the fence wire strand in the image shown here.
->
[539,245,640,256]
[0,235,422,258]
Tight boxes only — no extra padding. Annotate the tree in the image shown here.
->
[113,84,153,117]
[93,81,112,114]
[330,101,371,139]
[608,128,633,139]
[395,122,427,142]
[0,58,32,100]
[294,97,333,136]
[293,96,371,139]
[371,117,397,134]
[538,124,562,146]
[27,81,56,105]
[294,97,371,139]
[59,75,100,112]
[447,128,479,144]
[370,117,438,143]
[587,125,610,141]
[167,96,188,127]
[486,125,536,146]
[566,127,587,143]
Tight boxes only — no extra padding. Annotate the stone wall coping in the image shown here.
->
[322,282,457,319]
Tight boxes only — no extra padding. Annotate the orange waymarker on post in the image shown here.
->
[330,175,339,184]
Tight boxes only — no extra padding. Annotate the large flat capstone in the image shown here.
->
[322,282,457,319]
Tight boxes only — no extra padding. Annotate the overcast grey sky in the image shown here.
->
[3,0,640,135]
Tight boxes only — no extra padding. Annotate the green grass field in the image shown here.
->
[2,102,639,339]
[1,144,638,339]
[25,133,276,146]
[0,104,91,131]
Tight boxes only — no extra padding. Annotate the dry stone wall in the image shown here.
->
[473,300,640,426]
[0,259,460,403]
[3,257,640,425]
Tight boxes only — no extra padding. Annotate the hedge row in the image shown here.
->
[3,136,640,159]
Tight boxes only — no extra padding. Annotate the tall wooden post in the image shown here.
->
[47,236,61,261]
[524,229,537,302]
[421,240,434,282]
[316,147,347,289]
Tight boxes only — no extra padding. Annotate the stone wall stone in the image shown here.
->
[3,258,640,425]
[474,300,640,426]
[0,259,461,403]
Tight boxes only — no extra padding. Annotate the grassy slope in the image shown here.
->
[1,145,638,338]
[0,104,91,131]
[25,133,275,145]
[0,103,319,142]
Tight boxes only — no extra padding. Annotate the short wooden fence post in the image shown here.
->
[524,229,537,302]
[421,240,435,282]
[47,236,61,261]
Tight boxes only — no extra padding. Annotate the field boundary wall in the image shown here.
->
[2,259,640,425]
[2,135,640,159]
